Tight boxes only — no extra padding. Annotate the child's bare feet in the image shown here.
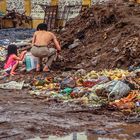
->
[4,72,9,77]
[10,72,17,76]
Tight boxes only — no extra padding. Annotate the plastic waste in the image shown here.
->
[0,39,10,46]
[61,88,73,95]
[105,80,130,100]
[0,81,24,90]
[61,77,76,88]
[34,80,46,86]
[68,39,80,49]
[98,76,109,84]
[83,80,97,87]
[0,46,7,61]
[89,93,100,101]
[25,52,38,71]
[91,80,130,100]
[25,52,32,71]
[70,87,85,98]
[80,97,89,104]
[136,101,140,107]
[31,55,38,69]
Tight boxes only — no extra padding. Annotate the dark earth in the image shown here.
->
[0,1,140,139]
[0,73,140,140]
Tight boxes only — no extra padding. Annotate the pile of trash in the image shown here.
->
[23,68,140,112]
[57,1,140,71]
[0,28,34,42]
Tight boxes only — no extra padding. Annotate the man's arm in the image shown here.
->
[32,32,36,46]
[52,33,61,52]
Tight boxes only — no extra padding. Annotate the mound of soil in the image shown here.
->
[56,1,140,71]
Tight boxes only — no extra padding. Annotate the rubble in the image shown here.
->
[0,1,140,138]
[57,1,140,71]
[2,9,32,28]
[27,68,140,112]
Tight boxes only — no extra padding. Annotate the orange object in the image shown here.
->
[83,81,97,87]
[120,92,138,103]
[76,79,83,86]
[45,77,53,83]
[110,91,138,110]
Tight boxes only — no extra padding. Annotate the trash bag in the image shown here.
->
[106,80,130,100]
[92,80,130,100]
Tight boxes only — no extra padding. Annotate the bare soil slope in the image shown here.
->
[57,1,140,71]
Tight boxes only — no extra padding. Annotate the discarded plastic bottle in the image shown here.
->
[25,52,38,71]
[136,101,140,107]
[31,55,38,69]
[25,52,32,72]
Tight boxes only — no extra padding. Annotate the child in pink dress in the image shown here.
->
[4,44,26,76]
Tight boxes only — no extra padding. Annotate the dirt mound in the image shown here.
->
[56,1,140,71]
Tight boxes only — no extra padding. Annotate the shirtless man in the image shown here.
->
[31,23,61,72]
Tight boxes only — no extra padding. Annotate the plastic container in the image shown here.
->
[31,55,38,69]
[25,52,32,72]
[25,52,38,71]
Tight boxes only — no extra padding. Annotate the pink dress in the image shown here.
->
[4,54,16,72]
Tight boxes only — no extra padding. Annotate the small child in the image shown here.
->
[4,44,26,76]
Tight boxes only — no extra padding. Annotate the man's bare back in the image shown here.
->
[32,31,61,51]
[32,31,54,46]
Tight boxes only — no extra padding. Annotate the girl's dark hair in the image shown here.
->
[37,23,48,31]
[6,44,17,61]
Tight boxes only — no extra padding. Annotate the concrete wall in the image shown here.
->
[0,0,112,28]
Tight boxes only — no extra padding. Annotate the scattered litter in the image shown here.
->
[0,81,24,90]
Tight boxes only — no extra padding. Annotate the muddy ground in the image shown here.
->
[0,73,139,140]
[0,1,140,140]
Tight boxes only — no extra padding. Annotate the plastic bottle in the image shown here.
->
[25,52,32,72]
[30,55,38,69]
[136,101,140,107]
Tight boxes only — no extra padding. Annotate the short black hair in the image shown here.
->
[37,23,48,31]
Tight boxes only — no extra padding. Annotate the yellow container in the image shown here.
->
[0,0,6,14]
[136,0,140,3]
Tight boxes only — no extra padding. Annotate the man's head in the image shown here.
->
[37,23,48,31]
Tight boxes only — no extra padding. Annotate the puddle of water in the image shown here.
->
[29,123,140,140]
[48,132,87,140]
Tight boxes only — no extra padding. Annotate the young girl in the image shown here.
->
[4,44,26,76]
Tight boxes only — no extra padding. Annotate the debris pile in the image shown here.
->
[57,1,140,71]
[2,9,32,28]
[28,68,140,113]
